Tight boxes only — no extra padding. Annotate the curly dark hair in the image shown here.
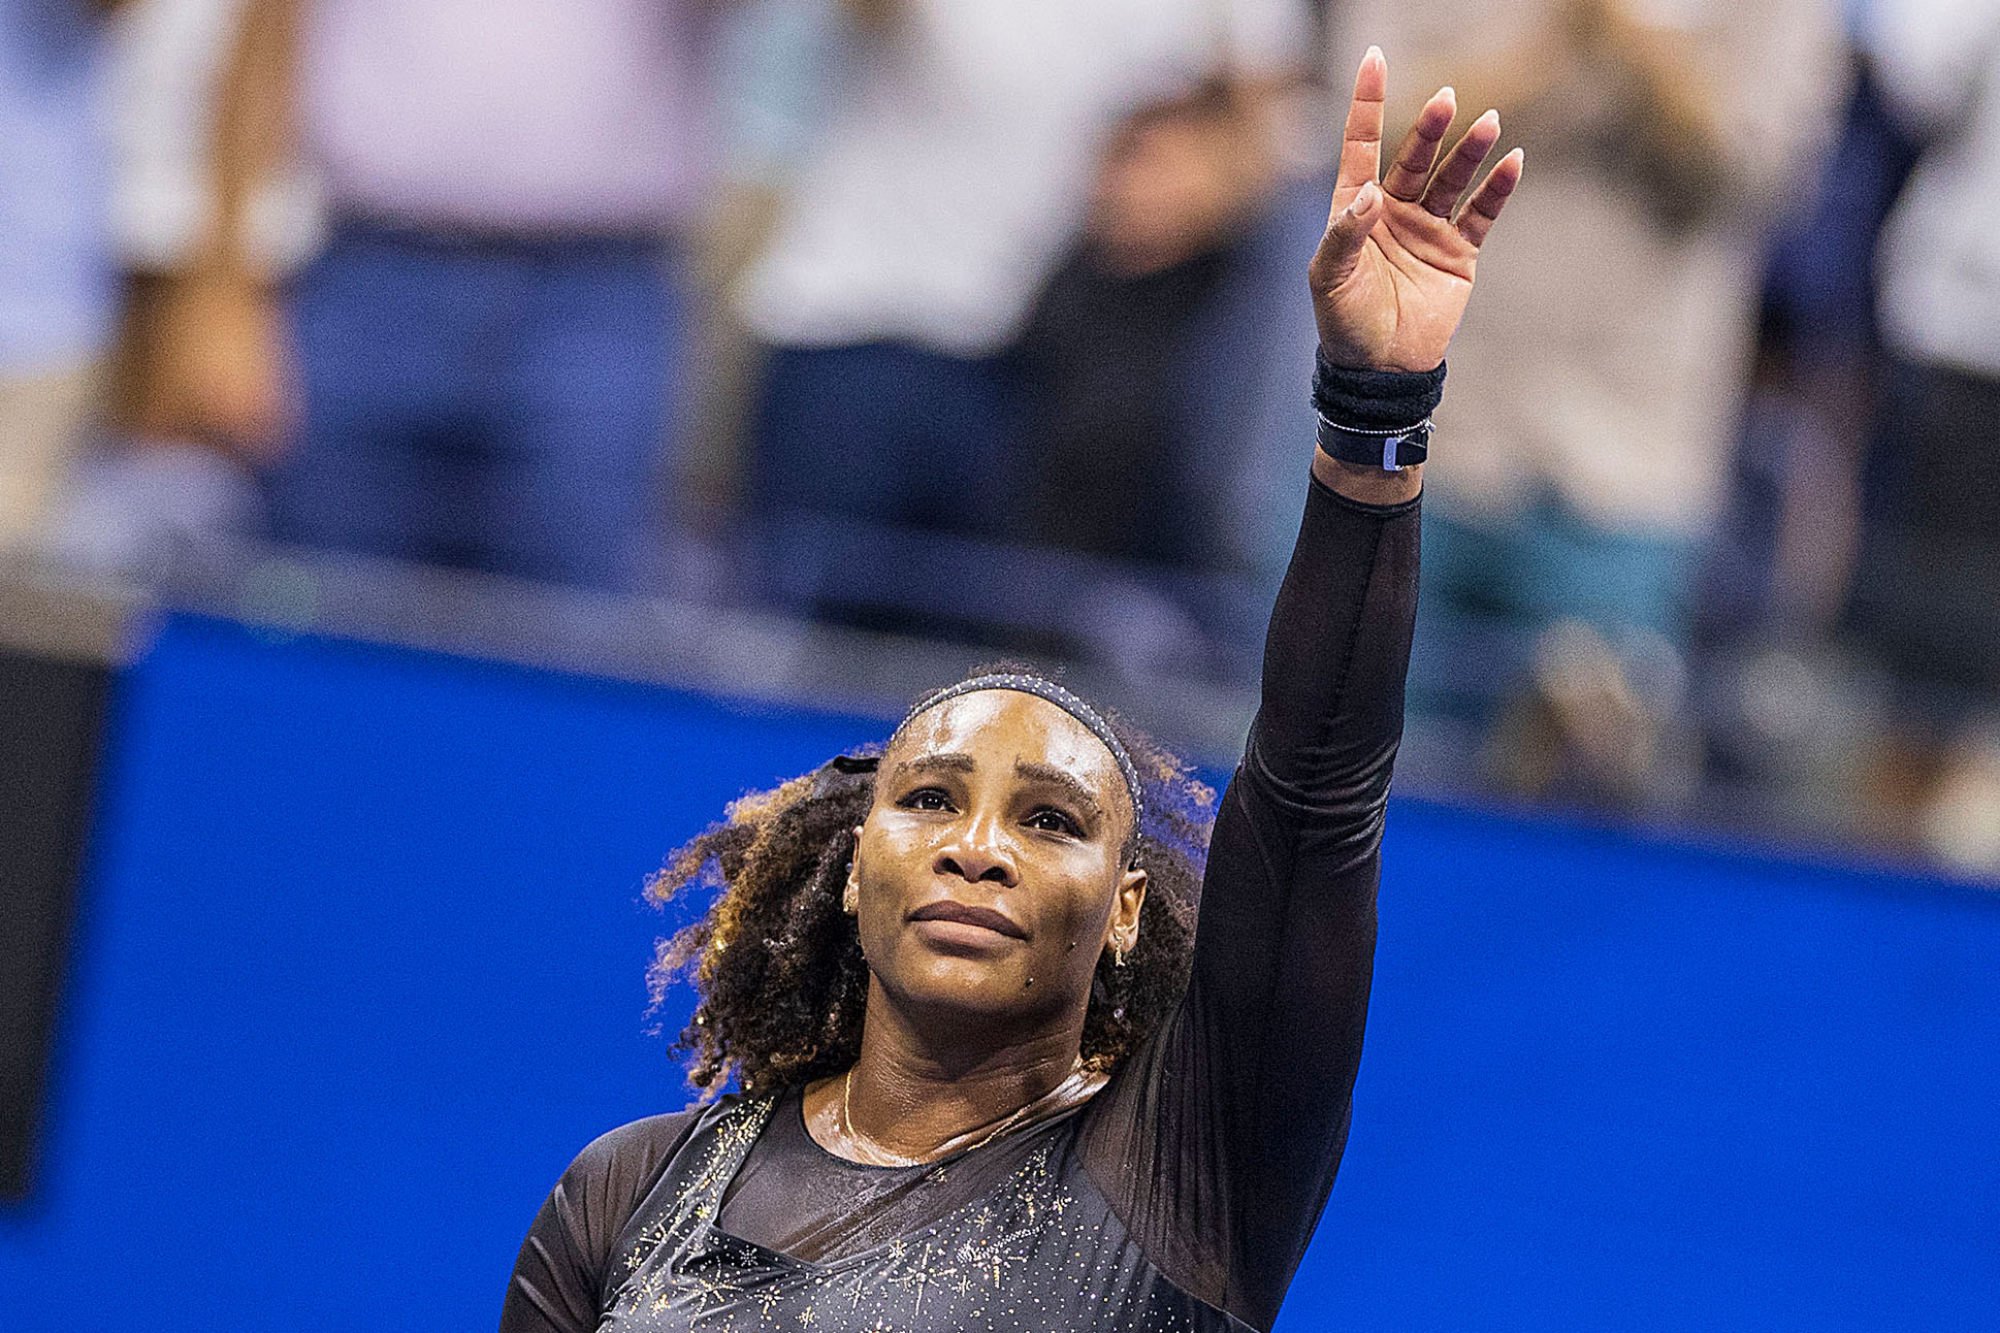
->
[645,673,1216,1099]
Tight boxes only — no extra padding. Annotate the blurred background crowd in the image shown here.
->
[5,0,1998,877]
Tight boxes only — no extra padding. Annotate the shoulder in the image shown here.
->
[557,1107,708,1211]
[503,1108,714,1331]
[535,1106,712,1256]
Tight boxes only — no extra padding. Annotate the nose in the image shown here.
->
[936,809,1018,886]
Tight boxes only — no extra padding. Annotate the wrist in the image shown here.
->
[1313,449,1423,504]
[1310,348,1443,472]
[1312,346,1444,418]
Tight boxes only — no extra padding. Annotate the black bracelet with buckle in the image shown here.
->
[1310,349,1445,472]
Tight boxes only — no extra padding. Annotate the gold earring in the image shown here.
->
[1113,938,1129,968]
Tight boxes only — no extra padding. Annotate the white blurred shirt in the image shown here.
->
[1871,0,2000,378]
[302,0,712,232]
[109,0,315,270]
[735,0,1311,358]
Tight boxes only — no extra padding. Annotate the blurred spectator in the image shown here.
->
[732,0,1310,659]
[1685,38,1923,836]
[1011,73,1289,570]
[1329,0,1845,808]
[1843,0,2000,872]
[670,0,846,581]
[125,0,715,590]
[1698,47,1919,645]
[40,0,274,577]
[0,0,128,556]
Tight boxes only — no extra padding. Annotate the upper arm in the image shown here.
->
[500,1178,606,1333]
[499,1114,697,1333]
[1083,487,1417,1327]
[1081,768,1383,1328]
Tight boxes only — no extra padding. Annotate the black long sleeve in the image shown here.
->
[1079,477,1420,1330]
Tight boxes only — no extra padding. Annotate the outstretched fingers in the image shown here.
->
[1420,110,1501,218]
[1335,46,1388,204]
[1382,86,1457,202]
[1455,148,1526,249]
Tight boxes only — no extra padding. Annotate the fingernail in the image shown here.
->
[1354,181,1378,211]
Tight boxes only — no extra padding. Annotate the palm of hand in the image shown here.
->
[1308,50,1522,373]
[1315,199,1477,372]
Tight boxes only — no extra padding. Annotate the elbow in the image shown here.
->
[1243,732,1399,833]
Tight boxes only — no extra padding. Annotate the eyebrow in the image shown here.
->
[1012,759,1106,826]
[892,752,977,778]
[889,752,1110,827]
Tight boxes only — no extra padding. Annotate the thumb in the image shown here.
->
[1308,180,1384,293]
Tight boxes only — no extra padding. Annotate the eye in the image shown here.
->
[1025,806,1083,837]
[898,787,955,812]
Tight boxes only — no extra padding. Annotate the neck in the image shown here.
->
[810,978,1093,1164]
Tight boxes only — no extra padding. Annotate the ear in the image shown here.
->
[844,823,863,915]
[1103,866,1148,955]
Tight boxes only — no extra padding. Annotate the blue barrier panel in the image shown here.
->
[2,613,1995,1330]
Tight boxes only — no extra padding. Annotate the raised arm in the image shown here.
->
[1083,48,1520,1331]
[1254,42,1518,789]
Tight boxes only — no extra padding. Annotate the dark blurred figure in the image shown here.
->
[1840,0,2000,873]
[0,0,131,557]
[122,0,715,590]
[1689,37,1922,837]
[1703,56,1918,640]
[732,0,1310,657]
[1331,0,1844,810]
[1013,79,1287,572]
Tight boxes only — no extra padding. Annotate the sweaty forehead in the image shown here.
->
[889,690,1126,797]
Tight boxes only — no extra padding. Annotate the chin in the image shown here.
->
[880,950,1042,1021]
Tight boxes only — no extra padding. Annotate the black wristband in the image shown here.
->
[1311,350,1444,471]
[1311,349,1446,427]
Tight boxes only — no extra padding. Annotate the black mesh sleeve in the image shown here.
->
[1081,476,1421,1331]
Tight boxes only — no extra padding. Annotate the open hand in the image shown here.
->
[1308,48,1524,372]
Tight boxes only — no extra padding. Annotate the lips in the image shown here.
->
[908,900,1027,940]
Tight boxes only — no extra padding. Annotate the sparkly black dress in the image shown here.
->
[501,479,1420,1333]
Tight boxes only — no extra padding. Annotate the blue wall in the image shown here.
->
[3,614,1996,1330]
